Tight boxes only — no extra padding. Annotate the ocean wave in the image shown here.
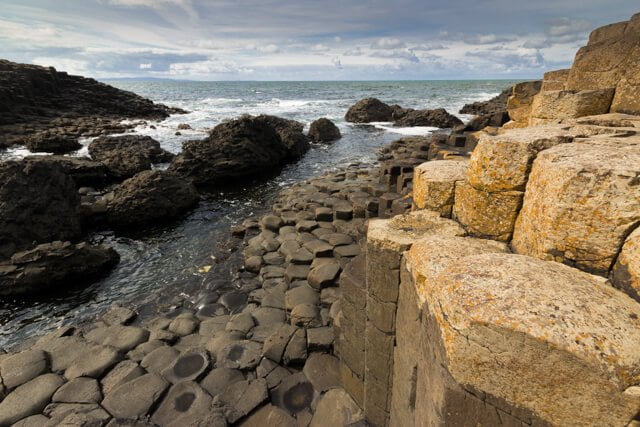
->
[369,122,439,136]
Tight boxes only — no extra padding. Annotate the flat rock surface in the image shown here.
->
[0,374,64,425]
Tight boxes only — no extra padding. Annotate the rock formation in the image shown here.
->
[308,118,341,143]
[88,135,174,179]
[169,115,309,187]
[345,98,394,123]
[394,108,463,128]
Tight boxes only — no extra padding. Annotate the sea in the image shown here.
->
[0,80,518,348]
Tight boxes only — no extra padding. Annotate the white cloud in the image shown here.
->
[311,44,329,52]
[374,38,405,49]
[32,57,90,74]
[139,63,152,69]
[168,59,253,75]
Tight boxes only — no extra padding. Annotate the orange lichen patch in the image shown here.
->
[414,252,640,426]
[412,160,468,217]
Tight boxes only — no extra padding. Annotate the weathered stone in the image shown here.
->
[161,349,210,384]
[295,220,318,232]
[199,368,244,398]
[168,316,199,336]
[0,349,48,390]
[285,285,320,310]
[101,373,169,419]
[307,263,341,289]
[240,404,296,427]
[127,339,164,362]
[512,137,640,274]
[0,374,64,425]
[612,227,640,302]
[284,264,310,283]
[44,402,111,425]
[315,207,333,222]
[412,160,468,216]
[65,345,122,380]
[282,328,307,365]
[140,346,180,374]
[303,353,340,392]
[409,251,640,426]
[306,327,334,352]
[453,180,523,241]
[310,388,364,427]
[290,304,319,327]
[35,336,91,372]
[85,325,150,352]
[334,244,361,258]
[506,80,542,127]
[261,215,283,232]
[263,251,285,266]
[308,118,341,143]
[345,98,393,123]
[100,361,145,395]
[216,340,262,370]
[102,306,136,326]
[271,372,315,416]
[529,88,615,125]
[303,240,333,257]
[263,324,297,363]
[199,315,230,337]
[151,381,213,426]
[321,233,353,247]
[52,377,102,404]
[466,127,572,192]
[12,414,52,427]
[215,379,268,424]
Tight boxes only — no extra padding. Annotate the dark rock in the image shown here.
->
[459,86,512,115]
[169,115,309,187]
[24,155,108,188]
[308,118,341,143]
[89,135,174,179]
[105,170,199,229]
[0,159,81,258]
[24,135,82,154]
[307,263,341,289]
[394,108,463,128]
[177,123,193,130]
[345,98,393,123]
[0,241,119,296]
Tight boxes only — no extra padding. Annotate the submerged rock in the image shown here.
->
[394,108,463,128]
[105,170,199,229]
[0,159,81,258]
[0,241,119,296]
[308,118,341,143]
[345,98,393,123]
[89,135,175,179]
[170,114,309,186]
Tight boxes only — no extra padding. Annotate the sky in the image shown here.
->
[0,0,638,81]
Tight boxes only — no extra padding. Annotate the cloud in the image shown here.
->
[32,57,90,74]
[246,43,280,53]
[139,63,152,69]
[169,59,254,75]
[311,44,330,52]
[373,38,405,49]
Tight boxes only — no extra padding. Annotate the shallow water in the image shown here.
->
[0,79,518,348]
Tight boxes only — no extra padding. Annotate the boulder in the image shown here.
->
[169,115,309,186]
[394,108,463,128]
[105,170,199,228]
[541,68,570,91]
[611,227,640,302]
[412,252,640,426]
[459,86,512,116]
[345,98,393,123]
[25,155,108,187]
[512,137,640,274]
[505,80,542,128]
[529,88,615,125]
[412,160,468,217]
[0,159,81,258]
[308,118,341,143]
[88,135,174,179]
[0,241,119,296]
[24,135,82,154]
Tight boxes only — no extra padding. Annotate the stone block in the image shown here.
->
[529,88,615,125]
[512,137,640,274]
[453,181,523,241]
[412,160,468,217]
[611,227,640,302]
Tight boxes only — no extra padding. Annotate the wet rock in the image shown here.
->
[162,349,211,384]
[140,346,180,374]
[0,349,48,390]
[308,118,341,143]
[169,115,309,187]
[24,155,109,188]
[263,251,285,266]
[34,336,92,372]
[216,340,262,370]
[25,135,82,154]
[197,304,228,319]
[0,159,81,258]
[101,373,169,419]
[52,377,102,404]
[310,388,364,426]
[226,312,255,334]
[244,256,263,273]
[345,98,393,123]
[261,215,283,231]
[85,325,149,353]
[219,291,248,313]
[168,315,199,336]
[100,361,145,395]
[271,372,315,416]
[215,378,268,424]
[65,344,122,380]
[307,263,341,289]
[88,135,174,179]
[151,381,212,425]
[105,170,199,229]
[102,306,136,326]
[306,327,334,352]
[199,368,244,398]
[0,373,64,425]
[0,241,119,296]
[199,315,230,337]
[394,108,463,128]
[303,353,340,392]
